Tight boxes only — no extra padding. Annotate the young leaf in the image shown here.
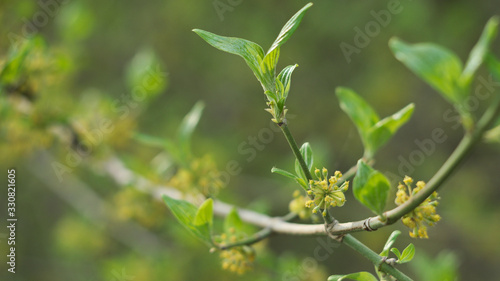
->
[193,198,214,227]
[261,47,280,86]
[380,230,402,257]
[178,101,205,159]
[328,272,378,281]
[163,195,212,246]
[300,142,314,171]
[389,38,465,105]
[271,167,298,179]
[267,3,313,55]
[336,87,379,133]
[224,207,243,233]
[462,16,499,87]
[391,248,402,260]
[193,29,268,89]
[353,160,391,216]
[365,103,415,157]
[125,47,167,99]
[398,243,416,264]
[133,133,181,164]
[278,64,298,101]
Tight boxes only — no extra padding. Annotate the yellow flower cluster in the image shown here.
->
[112,187,166,228]
[216,231,255,274]
[305,168,349,217]
[289,190,312,220]
[168,155,225,196]
[395,176,441,238]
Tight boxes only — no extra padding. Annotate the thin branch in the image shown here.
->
[279,123,335,224]
[343,235,413,281]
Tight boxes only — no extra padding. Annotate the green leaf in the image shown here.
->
[365,103,415,157]
[278,64,298,101]
[133,133,168,148]
[380,230,402,257]
[462,16,499,87]
[163,195,212,246]
[300,142,314,171]
[391,248,402,260]
[193,29,269,90]
[389,38,465,105]
[328,272,378,281]
[224,208,243,233]
[353,160,391,216]
[0,36,44,85]
[193,198,214,227]
[271,167,298,180]
[336,87,379,133]
[295,178,309,190]
[178,101,205,159]
[267,3,313,55]
[125,47,167,99]
[133,133,181,163]
[487,53,500,80]
[398,243,416,264]
[261,47,280,89]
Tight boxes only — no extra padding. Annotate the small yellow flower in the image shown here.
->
[306,167,348,217]
[395,176,441,238]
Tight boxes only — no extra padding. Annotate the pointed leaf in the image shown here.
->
[271,167,298,179]
[365,103,415,157]
[391,248,402,260]
[193,29,269,89]
[353,160,391,216]
[193,198,214,227]
[163,195,212,246]
[300,142,314,171]
[462,16,499,86]
[380,230,402,257]
[224,207,244,233]
[267,3,313,55]
[328,272,378,281]
[261,47,280,90]
[178,101,205,158]
[294,158,306,181]
[399,243,416,264]
[278,64,298,101]
[295,178,309,190]
[390,38,465,105]
[134,133,181,163]
[336,87,379,133]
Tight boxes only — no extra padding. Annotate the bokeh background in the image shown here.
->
[1,0,500,280]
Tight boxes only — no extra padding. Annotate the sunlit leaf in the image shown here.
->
[193,198,213,227]
[398,243,416,264]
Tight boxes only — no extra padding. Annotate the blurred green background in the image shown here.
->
[1,0,500,280]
